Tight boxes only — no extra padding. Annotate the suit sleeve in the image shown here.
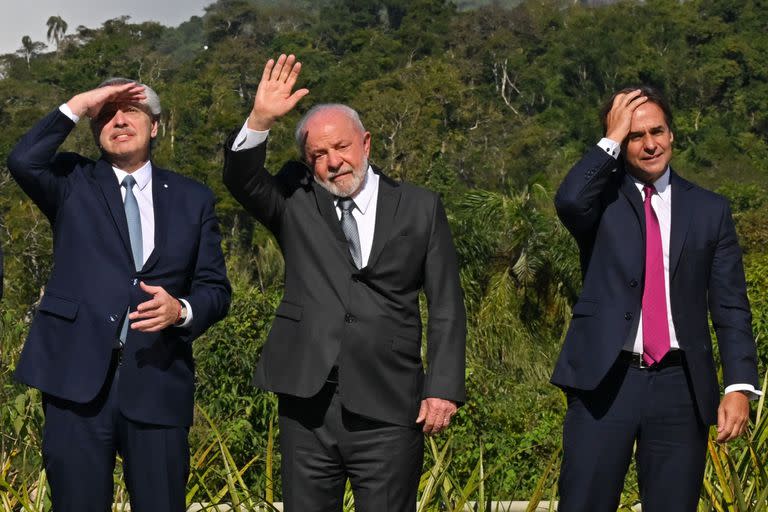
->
[177,188,232,340]
[422,195,467,404]
[554,145,620,235]
[708,201,760,389]
[6,109,81,222]
[222,136,286,235]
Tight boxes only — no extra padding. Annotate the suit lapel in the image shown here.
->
[311,179,357,266]
[366,171,401,270]
[93,159,133,263]
[669,170,693,279]
[619,172,645,235]
[141,165,170,272]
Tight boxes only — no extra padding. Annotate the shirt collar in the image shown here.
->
[335,165,378,214]
[113,160,152,191]
[632,166,671,201]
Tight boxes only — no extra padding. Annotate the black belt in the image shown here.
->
[619,350,683,370]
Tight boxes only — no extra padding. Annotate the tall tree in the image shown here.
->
[16,36,47,68]
[46,15,68,51]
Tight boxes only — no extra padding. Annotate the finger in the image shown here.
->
[139,281,163,294]
[130,316,166,331]
[129,306,163,320]
[285,61,303,90]
[287,88,310,108]
[415,401,428,424]
[626,94,648,111]
[261,58,275,83]
[425,410,442,434]
[717,404,726,434]
[135,298,161,312]
[717,416,738,443]
[619,89,643,107]
[270,54,287,81]
[279,54,297,83]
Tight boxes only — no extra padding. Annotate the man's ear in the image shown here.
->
[363,131,371,157]
[150,119,159,138]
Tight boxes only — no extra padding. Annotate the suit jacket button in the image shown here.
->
[109,314,118,323]
[629,279,638,288]
[624,312,633,321]
[344,313,355,324]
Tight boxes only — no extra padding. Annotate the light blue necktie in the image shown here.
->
[119,175,143,343]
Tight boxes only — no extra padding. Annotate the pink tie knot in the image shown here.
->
[643,184,655,201]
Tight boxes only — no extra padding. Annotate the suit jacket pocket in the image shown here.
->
[275,300,303,321]
[38,292,79,320]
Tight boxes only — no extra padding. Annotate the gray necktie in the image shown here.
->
[119,175,143,344]
[122,175,143,271]
[338,197,362,268]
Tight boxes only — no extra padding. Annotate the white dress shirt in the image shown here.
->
[232,120,380,266]
[599,137,760,398]
[58,104,193,326]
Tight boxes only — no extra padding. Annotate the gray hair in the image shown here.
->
[294,104,366,159]
[97,77,162,118]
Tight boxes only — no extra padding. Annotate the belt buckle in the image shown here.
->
[633,352,653,369]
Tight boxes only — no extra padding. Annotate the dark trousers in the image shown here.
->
[278,381,424,512]
[42,351,189,512]
[558,356,708,512]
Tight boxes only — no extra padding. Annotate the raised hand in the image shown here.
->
[66,83,146,120]
[604,89,647,143]
[248,54,310,131]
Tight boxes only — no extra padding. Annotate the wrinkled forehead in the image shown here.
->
[305,113,362,143]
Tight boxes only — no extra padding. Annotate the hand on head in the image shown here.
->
[604,89,648,143]
[248,54,310,131]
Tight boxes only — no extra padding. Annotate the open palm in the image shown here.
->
[249,54,309,131]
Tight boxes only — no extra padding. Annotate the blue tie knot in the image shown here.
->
[122,175,136,189]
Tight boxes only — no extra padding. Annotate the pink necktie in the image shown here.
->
[642,185,671,366]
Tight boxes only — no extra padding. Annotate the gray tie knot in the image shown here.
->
[338,197,355,213]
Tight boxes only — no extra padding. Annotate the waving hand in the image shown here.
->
[248,54,309,131]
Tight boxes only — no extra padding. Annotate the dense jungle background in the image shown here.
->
[1,0,767,509]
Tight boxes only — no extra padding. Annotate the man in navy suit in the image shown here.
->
[8,79,231,511]
[552,86,761,511]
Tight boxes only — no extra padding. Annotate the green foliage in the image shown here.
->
[1,0,768,507]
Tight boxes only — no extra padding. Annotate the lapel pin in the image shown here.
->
[163,184,168,188]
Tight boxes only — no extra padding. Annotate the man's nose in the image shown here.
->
[112,109,128,126]
[643,134,657,152]
[327,150,342,170]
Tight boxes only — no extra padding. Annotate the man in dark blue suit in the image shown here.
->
[8,79,231,511]
[552,86,761,511]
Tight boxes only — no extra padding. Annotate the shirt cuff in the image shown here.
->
[724,383,763,401]
[598,137,620,159]
[231,119,269,151]
[59,103,80,123]
[178,298,193,328]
